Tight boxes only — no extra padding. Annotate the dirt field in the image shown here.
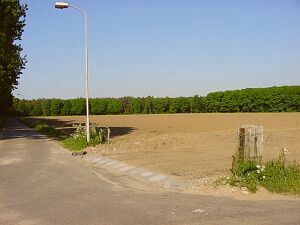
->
[37,113,300,181]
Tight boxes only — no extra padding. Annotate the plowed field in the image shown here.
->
[37,113,300,179]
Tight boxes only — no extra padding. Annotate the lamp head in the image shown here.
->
[55,2,69,9]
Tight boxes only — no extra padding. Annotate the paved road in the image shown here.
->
[0,118,299,225]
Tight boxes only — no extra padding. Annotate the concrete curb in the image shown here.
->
[84,155,182,190]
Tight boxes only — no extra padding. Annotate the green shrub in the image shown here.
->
[63,123,106,151]
[228,161,264,192]
[62,136,88,151]
[261,156,300,194]
[226,148,300,194]
[18,118,107,151]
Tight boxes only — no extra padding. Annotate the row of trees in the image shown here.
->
[0,0,27,115]
[13,86,300,116]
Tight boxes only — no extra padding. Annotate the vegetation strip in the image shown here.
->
[219,148,300,195]
[18,117,105,151]
[13,86,300,116]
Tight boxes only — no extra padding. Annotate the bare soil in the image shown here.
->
[39,113,300,181]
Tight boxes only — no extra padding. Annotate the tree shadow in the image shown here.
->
[0,117,136,140]
[0,118,52,141]
[108,127,135,138]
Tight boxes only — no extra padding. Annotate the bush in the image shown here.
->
[62,135,88,151]
[261,151,300,194]
[228,161,264,192]
[62,123,106,151]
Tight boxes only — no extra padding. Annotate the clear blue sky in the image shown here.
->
[15,0,300,99]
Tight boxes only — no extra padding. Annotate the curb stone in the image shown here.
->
[83,155,182,190]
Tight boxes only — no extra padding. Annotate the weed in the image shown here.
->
[62,123,106,151]
[261,149,300,194]
[62,136,88,151]
[226,148,300,194]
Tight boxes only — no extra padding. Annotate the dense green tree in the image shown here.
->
[70,98,85,115]
[107,99,122,114]
[12,98,26,116]
[169,98,181,113]
[178,97,190,113]
[61,100,72,115]
[120,97,132,114]
[12,86,300,116]
[50,99,63,116]
[41,99,51,116]
[153,98,169,113]
[131,98,144,114]
[143,96,154,114]
[90,98,108,115]
[30,100,42,116]
[0,0,27,115]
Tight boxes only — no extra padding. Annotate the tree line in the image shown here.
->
[0,0,27,116]
[13,86,300,116]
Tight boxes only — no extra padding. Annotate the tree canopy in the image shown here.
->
[0,0,27,115]
[13,86,300,116]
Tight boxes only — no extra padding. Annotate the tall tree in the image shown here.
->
[0,0,27,115]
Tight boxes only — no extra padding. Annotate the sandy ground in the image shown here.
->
[38,113,300,181]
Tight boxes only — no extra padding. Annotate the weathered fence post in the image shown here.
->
[107,127,110,144]
[233,125,263,169]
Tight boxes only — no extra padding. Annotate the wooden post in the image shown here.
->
[107,127,110,144]
[234,125,263,166]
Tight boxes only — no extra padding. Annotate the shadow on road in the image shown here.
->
[0,117,135,140]
[0,118,49,140]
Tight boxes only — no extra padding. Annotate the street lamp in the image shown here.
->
[55,2,90,143]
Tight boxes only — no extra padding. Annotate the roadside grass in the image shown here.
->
[261,158,300,194]
[18,117,105,151]
[61,136,88,151]
[220,148,300,195]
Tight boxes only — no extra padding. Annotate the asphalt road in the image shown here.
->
[0,118,299,225]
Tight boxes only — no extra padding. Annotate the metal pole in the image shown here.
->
[84,11,90,143]
[56,4,90,143]
[68,5,90,143]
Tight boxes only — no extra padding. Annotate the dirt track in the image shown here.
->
[38,113,300,180]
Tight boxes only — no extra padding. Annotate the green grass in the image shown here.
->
[261,160,300,194]
[224,151,300,195]
[18,117,104,152]
[62,136,89,151]
[61,133,104,151]
[34,123,65,138]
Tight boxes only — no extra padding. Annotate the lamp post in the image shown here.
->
[55,2,90,143]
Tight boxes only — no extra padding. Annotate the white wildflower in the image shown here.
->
[256,170,261,174]
[256,165,261,169]
[262,176,266,179]
[283,148,289,155]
